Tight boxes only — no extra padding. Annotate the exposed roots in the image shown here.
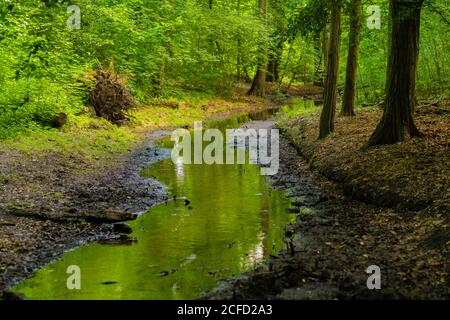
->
[88,69,135,125]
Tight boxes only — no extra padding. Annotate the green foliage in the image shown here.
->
[0,0,448,138]
[286,0,449,103]
[0,0,266,138]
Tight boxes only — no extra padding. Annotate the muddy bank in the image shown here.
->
[0,137,172,295]
[204,132,448,299]
[0,101,293,297]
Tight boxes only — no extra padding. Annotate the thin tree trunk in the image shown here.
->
[322,21,329,84]
[267,45,281,82]
[280,41,294,84]
[366,0,424,147]
[267,55,276,82]
[237,0,242,82]
[341,0,362,116]
[432,37,442,90]
[237,36,242,82]
[313,32,324,86]
[248,0,267,96]
[319,3,341,139]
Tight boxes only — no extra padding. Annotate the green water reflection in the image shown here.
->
[14,111,298,300]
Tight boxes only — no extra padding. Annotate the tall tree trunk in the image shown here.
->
[248,0,267,96]
[322,22,329,84]
[236,0,242,82]
[313,32,324,86]
[341,0,362,116]
[319,3,341,139]
[266,55,276,82]
[237,36,242,82]
[267,45,281,82]
[366,0,423,147]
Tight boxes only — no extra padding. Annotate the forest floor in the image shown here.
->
[206,100,449,299]
[1,84,448,299]
[0,84,280,296]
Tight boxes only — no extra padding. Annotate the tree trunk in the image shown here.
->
[236,0,242,82]
[366,0,423,147]
[313,32,324,86]
[237,36,242,82]
[248,0,267,96]
[267,48,281,82]
[266,55,275,82]
[322,22,329,83]
[341,0,362,116]
[319,3,341,139]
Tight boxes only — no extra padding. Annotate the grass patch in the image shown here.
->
[0,85,275,159]
[0,115,139,159]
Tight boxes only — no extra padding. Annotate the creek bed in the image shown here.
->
[13,102,314,300]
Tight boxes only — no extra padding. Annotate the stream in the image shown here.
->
[13,101,316,300]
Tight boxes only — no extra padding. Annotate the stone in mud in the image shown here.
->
[2,290,25,300]
[97,235,137,246]
[113,223,133,235]
[87,210,138,223]
[159,269,177,277]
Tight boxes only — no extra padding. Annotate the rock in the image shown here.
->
[52,112,68,128]
[2,290,25,300]
[97,235,137,246]
[87,210,138,223]
[113,223,133,235]
[159,269,177,277]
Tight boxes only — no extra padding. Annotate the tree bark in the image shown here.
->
[341,0,362,116]
[236,0,242,82]
[248,0,267,96]
[313,31,324,86]
[366,0,424,147]
[266,48,281,82]
[322,22,329,83]
[319,3,341,139]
